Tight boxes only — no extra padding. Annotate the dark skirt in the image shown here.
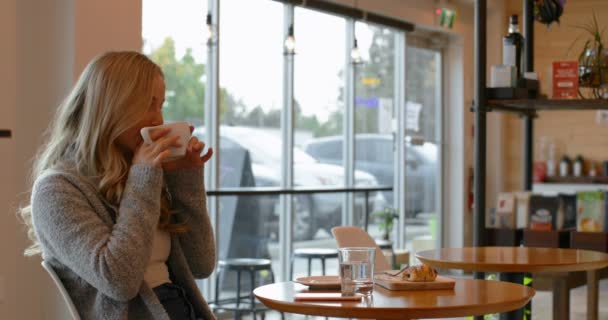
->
[153,283,197,320]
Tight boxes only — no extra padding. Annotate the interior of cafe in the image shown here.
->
[2,0,608,319]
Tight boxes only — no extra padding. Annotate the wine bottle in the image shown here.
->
[502,15,524,80]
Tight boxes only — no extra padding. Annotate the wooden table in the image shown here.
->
[416,247,608,320]
[253,279,534,320]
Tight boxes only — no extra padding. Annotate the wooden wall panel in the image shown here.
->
[504,0,608,191]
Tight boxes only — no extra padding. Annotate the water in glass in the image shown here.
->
[340,261,373,295]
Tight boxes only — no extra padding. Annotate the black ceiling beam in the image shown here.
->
[0,129,12,138]
[271,0,415,32]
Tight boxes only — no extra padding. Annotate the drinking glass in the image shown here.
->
[338,247,375,296]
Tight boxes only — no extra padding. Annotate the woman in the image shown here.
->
[20,51,216,320]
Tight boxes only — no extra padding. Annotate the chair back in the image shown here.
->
[331,226,391,272]
[41,261,81,320]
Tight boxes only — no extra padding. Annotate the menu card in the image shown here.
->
[552,61,579,99]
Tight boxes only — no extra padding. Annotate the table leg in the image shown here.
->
[499,272,525,320]
[587,270,598,320]
[523,273,532,320]
[474,272,485,320]
[552,275,569,320]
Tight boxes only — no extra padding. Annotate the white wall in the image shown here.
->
[0,1,141,319]
[0,0,18,317]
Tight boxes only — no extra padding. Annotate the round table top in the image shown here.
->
[416,247,608,273]
[253,279,534,320]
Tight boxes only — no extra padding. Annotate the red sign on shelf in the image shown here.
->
[552,61,579,99]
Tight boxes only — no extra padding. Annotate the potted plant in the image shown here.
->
[373,207,399,240]
[570,13,608,98]
[534,0,565,28]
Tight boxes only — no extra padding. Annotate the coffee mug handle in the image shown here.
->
[140,127,154,145]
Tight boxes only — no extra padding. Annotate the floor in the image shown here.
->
[217,278,608,320]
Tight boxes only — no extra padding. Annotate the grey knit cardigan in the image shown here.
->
[31,164,217,320]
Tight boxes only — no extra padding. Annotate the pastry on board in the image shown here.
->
[400,264,438,282]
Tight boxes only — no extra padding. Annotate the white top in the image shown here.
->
[143,228,172,288]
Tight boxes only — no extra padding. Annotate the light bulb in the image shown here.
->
[351,39,362,64]
[284,25,295,54]
[206,13,215,45]
[284,35,295,53]
[207,25,214,43]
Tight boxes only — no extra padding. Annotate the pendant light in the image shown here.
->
[351,38,362,64]
[351,0,362,64]
[284,24,296,54]
[206,12,216,45]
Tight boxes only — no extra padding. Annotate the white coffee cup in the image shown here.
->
[140,121,191,162]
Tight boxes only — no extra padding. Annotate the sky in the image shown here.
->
[142,0,374,120]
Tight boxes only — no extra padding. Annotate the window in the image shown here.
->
[293,7,346,149]
[143,0,447,300]
[404,40,443,261]
[290,7,348,249]
[142,0,208,125]
[212,0,285,300]
[305,139,342,162]
[352,23,396,237]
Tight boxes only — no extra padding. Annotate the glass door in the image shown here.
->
[403,37,444,264]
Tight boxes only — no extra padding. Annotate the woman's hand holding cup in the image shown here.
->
[162,125,213,172]
[133,127,182,168]
[137,122,213,172]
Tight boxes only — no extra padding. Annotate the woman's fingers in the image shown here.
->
[186,137,198,152]
[149,127,171,141]
[200,147,213,163]
[152,135,181,154]
[153,149,172,167]
[186,137,206,153]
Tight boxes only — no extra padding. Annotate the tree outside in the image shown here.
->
[147,38,206,126]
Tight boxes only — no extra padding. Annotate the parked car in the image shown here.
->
[193,126,385,241]
[303,134,438,218]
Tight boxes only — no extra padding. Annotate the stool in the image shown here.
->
[290,248,339,279]
[212,258,282,320]
[375,239,397,269]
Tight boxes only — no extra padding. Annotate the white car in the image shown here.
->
[193,126,386,240]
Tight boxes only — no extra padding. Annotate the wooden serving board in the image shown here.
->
[374,274,456,291]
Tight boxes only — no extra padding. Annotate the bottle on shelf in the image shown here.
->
[589,161,597,177]
[538,137,557,177]
[559,155,571,177]
[547,139,556,176]
[573,155,584,177]
[502,14,525,81]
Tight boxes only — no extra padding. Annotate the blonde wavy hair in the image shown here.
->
[21,51,187,256]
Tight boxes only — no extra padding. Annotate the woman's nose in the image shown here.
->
[151,114,164,126]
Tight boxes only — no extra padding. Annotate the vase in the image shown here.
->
[578,48,608,98]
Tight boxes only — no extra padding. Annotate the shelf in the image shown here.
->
[485,228,523,246]
[486,88,536,100]
[523,229,572,248]
[571,231,608,252]
[543,176,608,184]
[485,99,608,116]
